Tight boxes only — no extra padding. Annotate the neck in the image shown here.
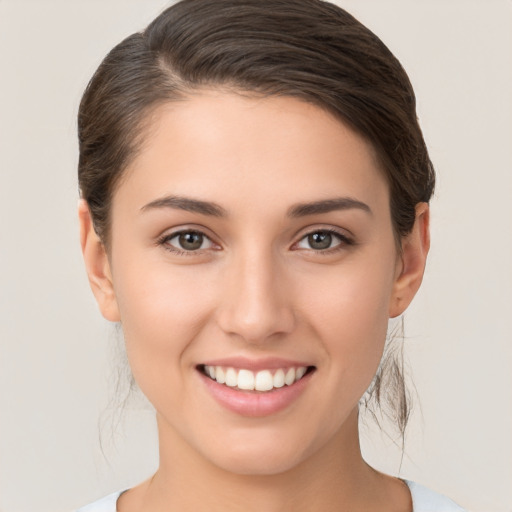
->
[118,408,409,512]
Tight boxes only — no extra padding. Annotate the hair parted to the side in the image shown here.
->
[78,0,435,439]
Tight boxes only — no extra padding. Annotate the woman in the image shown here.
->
[76,0,465,510]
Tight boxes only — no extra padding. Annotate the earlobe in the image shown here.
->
[78,199,120,322]
[389,203,430,318]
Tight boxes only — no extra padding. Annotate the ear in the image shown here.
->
[78,199,120,322]
[389,202,430,318]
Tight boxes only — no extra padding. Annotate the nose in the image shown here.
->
[215,248,296,344]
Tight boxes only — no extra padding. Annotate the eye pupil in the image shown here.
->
[179,232,203,250]
[308,231,332,250]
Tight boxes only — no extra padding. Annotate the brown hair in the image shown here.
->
[78,0,434,437]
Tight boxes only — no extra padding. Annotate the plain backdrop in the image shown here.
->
[1,1,511,511]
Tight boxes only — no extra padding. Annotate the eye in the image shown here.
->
[161,230,214,252]
[295,230,348,251]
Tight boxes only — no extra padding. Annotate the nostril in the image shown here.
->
[217,310,297,344]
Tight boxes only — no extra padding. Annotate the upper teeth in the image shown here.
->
[204,365,308,392]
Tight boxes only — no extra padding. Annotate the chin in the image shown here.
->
[199,428,319,476]
[212,449,306,476]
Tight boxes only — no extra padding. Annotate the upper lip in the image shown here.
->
[199,357,314,372]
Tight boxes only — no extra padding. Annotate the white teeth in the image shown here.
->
[204,365,309,392]
[255,370,273,391]
[296,366,307,380]
[273,368,285,388]
[225,368,238,387]
[216,367,226,384]
[237,369,255,390]
[284,368,296,386]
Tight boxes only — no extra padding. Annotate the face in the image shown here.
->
[81,90,427,476]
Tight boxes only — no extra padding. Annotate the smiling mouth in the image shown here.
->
[198,365,316,392]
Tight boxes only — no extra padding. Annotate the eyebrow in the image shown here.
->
[141,195,227,217]
[140,195,371,218]
[287,197,372,217]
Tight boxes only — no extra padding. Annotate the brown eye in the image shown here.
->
[307,232,333,250]
[166,231,213,251]
[179,232,203,250]
[296,230,346,251]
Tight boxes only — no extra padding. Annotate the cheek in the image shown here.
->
[304,253,394,332]
[300,254,396,393]
[110,257,218,399]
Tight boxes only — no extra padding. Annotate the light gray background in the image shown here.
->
[1,1,511,511]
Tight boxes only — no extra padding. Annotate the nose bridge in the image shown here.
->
[217,243,295,342]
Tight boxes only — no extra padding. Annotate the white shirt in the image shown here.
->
[75,480,466,511]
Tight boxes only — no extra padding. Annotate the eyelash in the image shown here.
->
[156,228,354,256]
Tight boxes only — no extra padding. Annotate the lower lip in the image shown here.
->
[199,370,314,417]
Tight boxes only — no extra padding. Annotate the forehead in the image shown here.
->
[118,90,389,215]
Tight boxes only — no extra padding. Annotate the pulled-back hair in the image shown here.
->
[78,0,434,438]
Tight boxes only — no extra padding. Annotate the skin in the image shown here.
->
[80,90,430,512]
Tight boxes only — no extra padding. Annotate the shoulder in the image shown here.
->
[405,480,467,512]
[74,482,466,512]
[75,491,124,512]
